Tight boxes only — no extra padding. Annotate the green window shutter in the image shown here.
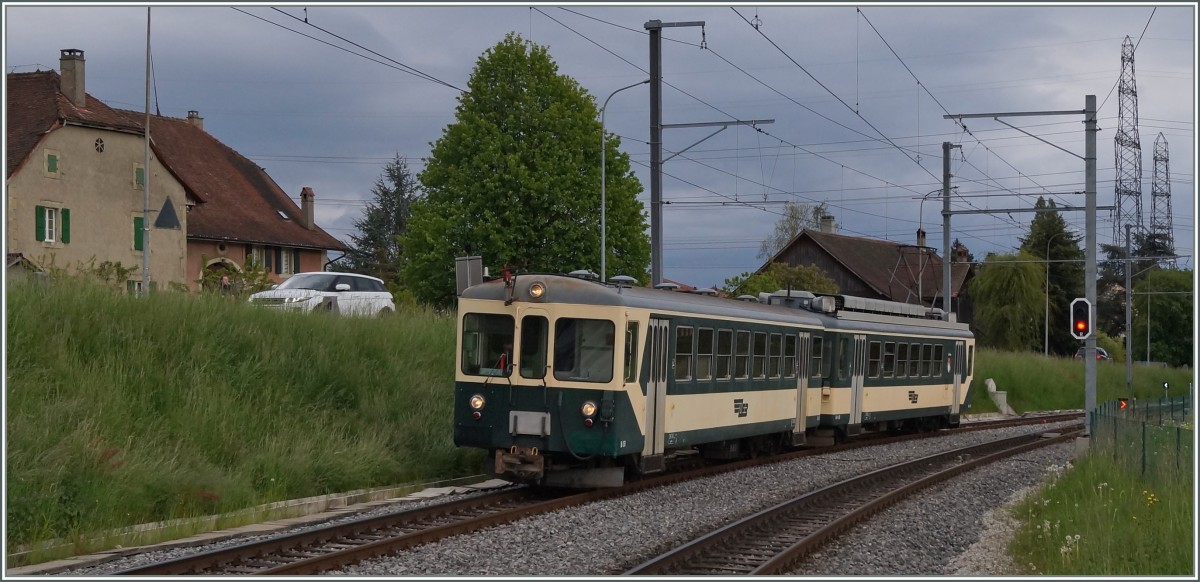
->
[61,208,71,244]
[134,216,144,251]
[126,280,136,294]
[292,249,301,273]
[135,166,145,188]
[264,247,273,270]
[35,206,46,241]
[46,153,58,174]
[274,247,283,274]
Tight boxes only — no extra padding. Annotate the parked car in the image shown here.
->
[1074,346,1110,361]
[248,272,395,317]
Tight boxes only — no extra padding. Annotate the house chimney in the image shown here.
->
[186,110,204,130]
[300,187,315,230]
[819,215,836,234]
[917,228,927,247]
[59,49,86,107]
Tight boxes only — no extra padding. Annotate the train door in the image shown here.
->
[641,318,669,472]
[792,332,811,445]
[849,334,867,433]
[951,340,965,416]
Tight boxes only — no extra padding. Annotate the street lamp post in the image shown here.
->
[600,79,649,283]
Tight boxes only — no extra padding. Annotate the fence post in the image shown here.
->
[1141,421,1147,476]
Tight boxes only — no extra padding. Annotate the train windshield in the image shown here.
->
[461,313,514,377]
[553,318,615,383]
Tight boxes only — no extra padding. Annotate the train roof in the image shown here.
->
[460,273,972,338]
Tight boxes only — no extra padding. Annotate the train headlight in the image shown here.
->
[469,394,486,410]
[528,281,546,299]
[581,401,597,417]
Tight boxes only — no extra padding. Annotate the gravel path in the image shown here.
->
[46,422,1075,577]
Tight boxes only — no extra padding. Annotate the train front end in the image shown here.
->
[453,274,644,488]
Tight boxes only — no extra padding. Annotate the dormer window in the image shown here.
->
[277,210,289,220]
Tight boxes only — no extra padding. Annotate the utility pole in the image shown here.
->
[1125,224,1134,396]
[142,7,151,296]
[942,141,960,320]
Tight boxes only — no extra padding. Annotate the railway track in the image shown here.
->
[623,424,1084,575]
[112,414,1079,576]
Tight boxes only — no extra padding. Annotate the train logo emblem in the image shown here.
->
[733,398,749,417]
[907,391,918,404]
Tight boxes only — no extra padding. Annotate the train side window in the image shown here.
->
[810,336,824,379]
[553,318,615,383]
[674,326,694,381]
[461,313,515,377]
[908,343,921,377]
[783,334,797,378]
[768,333,783,378]
[735,330,751,379]
[837,337,850,381]
[716,329,733,380]
[696,327,714,381]
[921,344,934,377]
[967,345,974,375]
[882,342,896,378]
[895,343,908,378]
[752,332,767,379]
[867,341,881,378]
[933,344,944,377]
[519,315,549,379]
[624,322,639,383]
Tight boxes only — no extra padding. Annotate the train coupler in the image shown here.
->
[495,447,544,481]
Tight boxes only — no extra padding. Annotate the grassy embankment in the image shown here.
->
[5,278,483,561]
[5,280,1194,572]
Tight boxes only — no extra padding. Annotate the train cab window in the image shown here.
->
[810,336,824,379]
[752,332,767,379]
[882,342,896,378]
[867,341,881,378]
[519,315,549,379]
[896,343,909,378]
[461,313,515,377]
[716,329,733,380]
[623,322,640,383]
[696,328,714,381]
[734,331,751,379]
[768,333,783,378]
[933,344,944,377]
[674,326,694,381]
[783,335,797,378]
[553,318,615,383]
[921,344,934,377]
[908,343,921,377]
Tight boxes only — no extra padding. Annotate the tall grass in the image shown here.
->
[5,278,482,554]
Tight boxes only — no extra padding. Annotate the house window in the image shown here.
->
[134,164,145,190]
[44,149,60,177]
[280,248,292,275]
[35,205,69,244]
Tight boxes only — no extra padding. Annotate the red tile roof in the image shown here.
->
[6,70,347,252]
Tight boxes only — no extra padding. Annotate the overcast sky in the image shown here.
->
[4,3,1195,288]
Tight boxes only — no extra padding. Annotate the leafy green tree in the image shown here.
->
[968,251,1044,351]
[1131,268,1193,367]
[339,155,419,286]
[758,201,832,260]
[403,34,650,305]
[1018,197,1083,356]
[722,262,838,297]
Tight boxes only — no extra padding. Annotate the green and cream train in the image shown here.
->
[453,272,976,487]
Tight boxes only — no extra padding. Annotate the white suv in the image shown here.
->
[249,272,395,317]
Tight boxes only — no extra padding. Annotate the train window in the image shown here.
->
[735,331,751,379]
[933,344,944,377]
[882,342,896,378]
[461,313,515,377]
[921,344,934,377]
[553,318,615,383]
[674,326,694,381]
[836,338,849,381]
[697,328,714,381]
[753,332,767,379]
[867,341,881,378]
[768,333,783,378]
[967,345,974,375]
[783,335,797,378]
[908,343,921,377]
[896,343,908,378]
[810,336,824,379]
[716,329,733,380]
[519,316,549,379]
[624,322,639,383]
